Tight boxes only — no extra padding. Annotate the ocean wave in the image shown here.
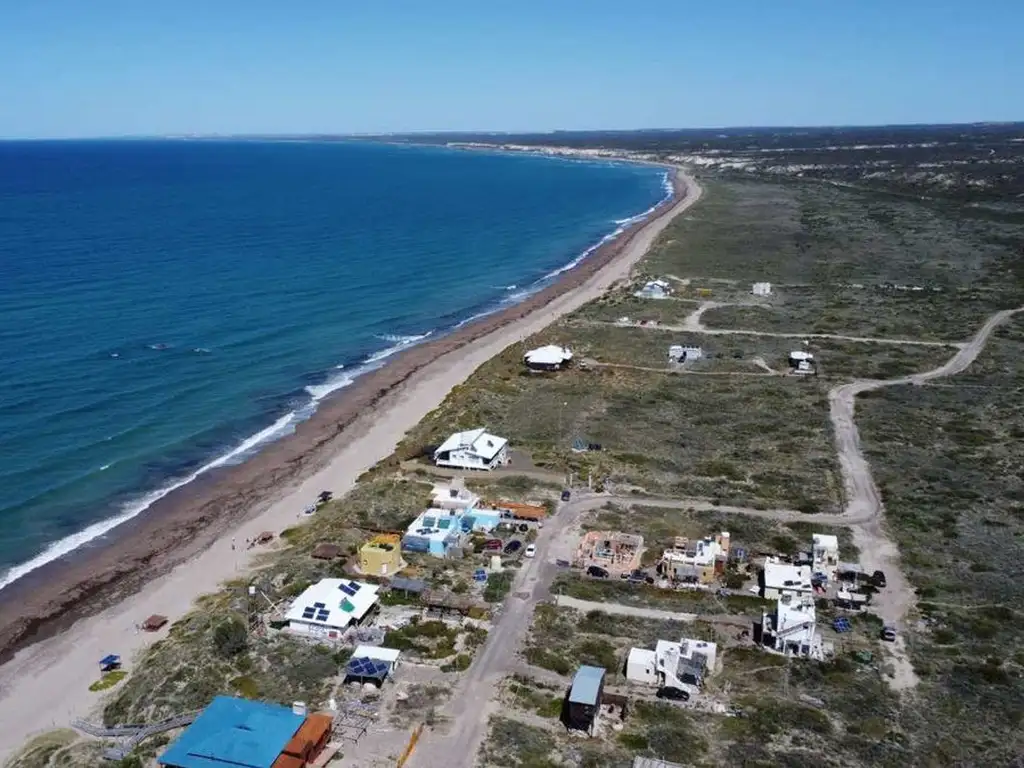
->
[0,408,298,591]
[0,330,436,592]
[0,169,673,593]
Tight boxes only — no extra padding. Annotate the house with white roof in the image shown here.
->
[668,345,703,363]
[811,533,840,581]
[432,427,509,471]
[751,282,772,296]
[762,557,814,600]
[523,345,573,371]
[284,579,380,641]
[430,477,480,512]
[761,593,823,659]
[626,637,718,689]
[635,279,673,299]
[660,533,730,584]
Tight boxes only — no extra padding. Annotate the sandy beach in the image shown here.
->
[0,166,700,758]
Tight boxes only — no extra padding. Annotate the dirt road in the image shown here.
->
[827,306,1023,689]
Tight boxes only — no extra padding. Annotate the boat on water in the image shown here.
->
[148,343,171,351]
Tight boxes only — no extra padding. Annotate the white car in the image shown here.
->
[524,544,537,558]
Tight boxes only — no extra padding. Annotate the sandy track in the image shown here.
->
[581,302,965,348]
[827,306,1023,689]
[0,173,702,760]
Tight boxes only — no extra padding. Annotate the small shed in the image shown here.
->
[387,576,427,596]
[99,654,122,672]
[312,543,342,561]
[566,665,606,735]
[345,646,401,686]
[142,614,168,632]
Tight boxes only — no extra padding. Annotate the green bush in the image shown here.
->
[213,618,248,658]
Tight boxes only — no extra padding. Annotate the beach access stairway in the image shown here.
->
[72,711,199,760]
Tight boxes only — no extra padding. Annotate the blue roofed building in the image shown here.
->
[158,696,304,768]
[566,665,606,735]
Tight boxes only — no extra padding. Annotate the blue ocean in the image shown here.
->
[0,139,667,587]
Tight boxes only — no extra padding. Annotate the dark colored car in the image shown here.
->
[503,540,523,554]
[586,565,610,579]
[561,489,571,502]
[657,687,689,701]
[871,570,887,588]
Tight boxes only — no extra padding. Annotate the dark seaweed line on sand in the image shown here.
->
[0,169,685,666]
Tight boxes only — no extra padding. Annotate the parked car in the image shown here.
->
[586,565,610,579]
[871,570,887,588]
[657,687,690,701]
[503,540,523,555]
[483,539,504,551]
[561,489,571,502]
[524,544,537,558]
[880,625,897,642]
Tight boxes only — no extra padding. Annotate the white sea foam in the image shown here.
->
[0,170,674,592]
[0,331,435,592]
[0,409,298,591]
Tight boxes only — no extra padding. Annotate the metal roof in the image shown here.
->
[388,576,427,593]
[157,696,304,768]
[568,665,606,705]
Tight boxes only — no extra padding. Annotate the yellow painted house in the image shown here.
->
[359,534,405,577]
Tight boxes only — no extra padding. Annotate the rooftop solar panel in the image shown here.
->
[339,582,357,596]
[346,657,391,679]
[301,607,316,619]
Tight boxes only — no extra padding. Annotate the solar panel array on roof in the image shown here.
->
[301,606,316,620]
[316,608,330,622]
[346,657,391,679]
[339,581,361,597]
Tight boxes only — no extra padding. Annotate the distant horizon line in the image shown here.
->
[2,119,1023,142]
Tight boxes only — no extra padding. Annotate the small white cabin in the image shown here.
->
[524,345,573,371]
[668,345,703,363]
[752,282,772,296]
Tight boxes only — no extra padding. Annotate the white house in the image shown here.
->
[762,557,813,600]
[430,477,480,512]
[661,533,729,584]
[811,533,840,580]
[761,593,823,659]
[524,345,573,371]
[751,282,772,296]
[433,428,509,471]
[285,579,380,641]
[635,279,672,299]
[668,345,703,363]
[626,638,718,689]
[789,350,815,372]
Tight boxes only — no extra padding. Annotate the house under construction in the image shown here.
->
[575,530,644,575]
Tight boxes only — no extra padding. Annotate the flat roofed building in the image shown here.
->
[811,533,840,579]
[763,557,813,600]
[284,579,380,640]
[401,508,468,557]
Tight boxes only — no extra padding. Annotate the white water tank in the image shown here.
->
[490,555,503,572]
[292,701,307,716]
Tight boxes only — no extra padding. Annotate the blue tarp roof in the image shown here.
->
[158,696,304,768]
[99,654,120,666]
[569,665,606,705]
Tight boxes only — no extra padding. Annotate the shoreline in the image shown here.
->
[0,154,672,596]
[0,164,701,757]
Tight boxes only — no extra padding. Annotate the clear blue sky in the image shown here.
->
[2,0,1021,138]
